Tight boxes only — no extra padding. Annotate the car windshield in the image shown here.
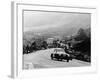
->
[54,49,64,52]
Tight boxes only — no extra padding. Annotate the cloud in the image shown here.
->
[24,11,90,32]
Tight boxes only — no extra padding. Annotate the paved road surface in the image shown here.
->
[23,48,90,69]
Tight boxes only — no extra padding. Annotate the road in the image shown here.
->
[23,48,90,69]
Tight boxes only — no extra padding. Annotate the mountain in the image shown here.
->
[23,14,90,41]
[23,25,90,41]
[84,28,91,37]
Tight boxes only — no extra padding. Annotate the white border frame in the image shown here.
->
[11,1,97,78]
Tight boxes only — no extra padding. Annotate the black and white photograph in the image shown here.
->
[23,10,91,69]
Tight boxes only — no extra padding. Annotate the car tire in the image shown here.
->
[51,57,53,60]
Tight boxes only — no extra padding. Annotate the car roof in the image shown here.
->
[54,48,64,51]
[53,48,67,54]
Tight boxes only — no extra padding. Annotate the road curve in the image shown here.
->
[23,48,90,69]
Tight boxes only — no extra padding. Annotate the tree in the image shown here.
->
[41,41,48,49]
[31,41,37,50]
[75,28,87,41]
[73,28,91,55]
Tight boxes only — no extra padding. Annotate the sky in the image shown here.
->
[23,11,91,32]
